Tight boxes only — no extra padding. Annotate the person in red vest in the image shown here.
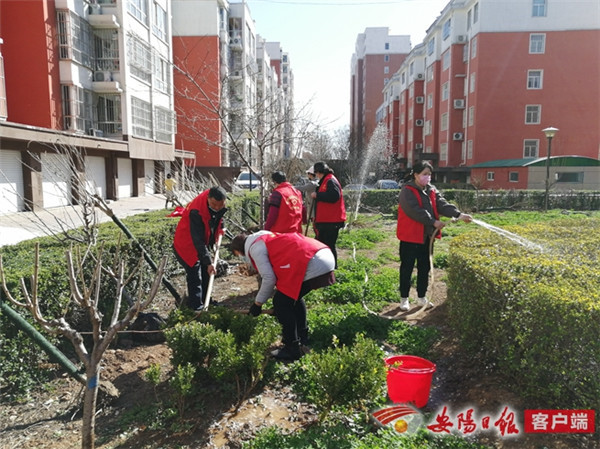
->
[310,161,346,267]
[173,186,228,311]
[264,171,304,234]
[397,161,472,311]
[229,230,336,360]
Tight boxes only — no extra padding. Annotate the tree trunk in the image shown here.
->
[82,368,100,449]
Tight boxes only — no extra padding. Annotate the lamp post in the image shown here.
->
[542,126,559,212]
[248,137,252,191]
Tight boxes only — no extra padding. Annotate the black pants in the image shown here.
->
[399,239,432,298]
[174,249,209,309]
[273,272,335,346]
[314,222,343,267]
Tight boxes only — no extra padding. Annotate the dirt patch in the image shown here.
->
[0,258,596,448]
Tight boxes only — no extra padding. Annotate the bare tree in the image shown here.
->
[0,244,167,449]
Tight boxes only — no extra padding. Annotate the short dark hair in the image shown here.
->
[271,171,286,184]
[208,186,227,201]
[229,233,247,255]
[313,161,332,174]
[412,161,434,175]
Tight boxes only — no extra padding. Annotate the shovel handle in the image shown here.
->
[203,233,223,311]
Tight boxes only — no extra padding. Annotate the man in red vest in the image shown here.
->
[229,230,336,360]
[310,161,346,267]
[173,186,227,310]
[264,171,304,233]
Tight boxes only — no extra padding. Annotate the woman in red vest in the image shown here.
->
[264,171,304,233]
[397,161,472,311]
[230,231,336,360]
[173,186,227,311]
[310,161,346,267]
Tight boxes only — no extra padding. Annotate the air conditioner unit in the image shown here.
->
[456,35,467,43]
[453,132,464,141]
[415,143,423,150]
[94,71,112,82]
[415,73,424,80]
[415,119,424,127]
[89,128,104,137]
[453,99,465,109]
[415,96,424,104]
[394,95,400,101]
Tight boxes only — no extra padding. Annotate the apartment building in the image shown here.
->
[350,27,411,159]
[378,0,600,189]
[0,0,182,214]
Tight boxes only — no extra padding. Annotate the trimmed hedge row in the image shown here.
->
[446,218,600,409]
[343,189,600,216]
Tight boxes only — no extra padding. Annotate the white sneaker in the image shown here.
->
[417,297,434,308]
[400,298,410,311]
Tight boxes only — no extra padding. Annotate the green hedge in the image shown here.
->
[446,217,600,408]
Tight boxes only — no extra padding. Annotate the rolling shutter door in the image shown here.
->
[85,156,106,199]
[0,150,24,213]
[144,159,156,194]
[117,157,132,198]
[41,152,72,208]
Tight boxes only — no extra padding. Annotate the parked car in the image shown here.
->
[375,179,400,190]
[234,171,261,190]
[344,184,370,191]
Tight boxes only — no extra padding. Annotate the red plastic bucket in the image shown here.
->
[385,355,436,408]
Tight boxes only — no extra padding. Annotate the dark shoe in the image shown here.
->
[271,344,302,361]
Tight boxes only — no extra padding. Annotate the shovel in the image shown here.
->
[202,233,224,311]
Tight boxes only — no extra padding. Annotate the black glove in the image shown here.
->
[248,303,262,317]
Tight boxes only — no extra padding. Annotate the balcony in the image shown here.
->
[92,71,122,93]
[88,3,120,29]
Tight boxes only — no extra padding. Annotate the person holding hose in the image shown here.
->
[397,161,472,311]
[173,186,228,311]
[310,161,346,267]
[264,171,304,234]
[229,230,336,360]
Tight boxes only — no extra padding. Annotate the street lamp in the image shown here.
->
[542,126,559,212]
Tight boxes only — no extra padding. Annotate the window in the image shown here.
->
[401,72,406,84]
[61,85,93,133]
[384,54,389,62]
[152,2,167,41]
[487,171,495,181]
[384,66,389,74]
[426,65,434,81]
[56,10,92,68]
[427,94,433,109]
[441,112,449,131]
[471,36,478,59]
[442,51,450,71]
[442,19,451,40]
[524,139,539,157]
[468,106,475,126]
[385,42,390,50]
[529,34,546,54]
[154,107,175,143]
[0,52,6,120]
[473,2,479,23]
[467,9,472,30]
[469,73,476,93]
[96,94,122,134]
[467,140,473,159]
[427,38,435,56]
[442,82,449,101]
[440,143,448,162]
[409,62,414,75]
[525,105,541,124]
[128,0,148,25]
[532,0,546,17]
[129,35,152,83]
[154,54,170,93]
[93,29,120,71]
[556,172,584,183]
[132,97,152,139]
[509,172,519,182]
[527,70,543,89]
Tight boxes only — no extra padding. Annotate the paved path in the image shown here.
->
[0,193,170,247]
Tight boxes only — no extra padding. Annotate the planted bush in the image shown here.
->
[447,218,600,408]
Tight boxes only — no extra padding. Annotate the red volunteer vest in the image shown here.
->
[315,173,347,223]
[252,233,328,300]
[173,190,224,266]
[396,185,440,244]
[270,182,303,233]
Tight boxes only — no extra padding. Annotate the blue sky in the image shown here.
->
[246,0,450,133]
